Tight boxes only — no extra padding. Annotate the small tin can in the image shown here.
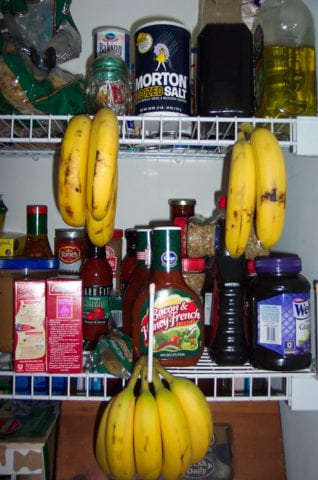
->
[54,228,87,274]
[93,26,130,66]
[134,20,191,137]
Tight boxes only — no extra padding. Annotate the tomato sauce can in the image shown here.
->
[54,228,87,275]
[93,26,130,66]
[134,20,191,134]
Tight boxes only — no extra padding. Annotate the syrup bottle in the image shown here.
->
[23,205,53,257]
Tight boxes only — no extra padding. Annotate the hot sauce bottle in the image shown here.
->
[132,226,204,367]
[80,241,113,342]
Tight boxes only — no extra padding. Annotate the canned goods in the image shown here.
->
[54,228,87,274]
[93,26,130,65]
[134,20,191,137]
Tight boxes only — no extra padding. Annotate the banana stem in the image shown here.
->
[141,364,150,394]
[127,356,145,390]
[239,122,256,141]
[154,358,174,385]
[151,367,164,395]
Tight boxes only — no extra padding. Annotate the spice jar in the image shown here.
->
[54,228,87,275]
[182,257,206,297]
[86,50,132,115]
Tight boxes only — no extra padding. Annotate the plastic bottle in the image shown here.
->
[249,255,311,371]
[120,228,137,292]
[197,0,254,117]
[80,241,113,343]
[122,228,152,337]
[132,226,204,367]
[201,255,215,347]
[23,205,53,257]
[209,196,249,366]
[254,0,317,118]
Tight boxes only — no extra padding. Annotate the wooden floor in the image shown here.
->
[55,400,286,480]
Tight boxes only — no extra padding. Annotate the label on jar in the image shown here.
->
[137,288,203,360]
[56,240,84,274]
[256,292,311,356]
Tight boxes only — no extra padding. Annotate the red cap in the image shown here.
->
[27,205,48,214]
[182,257,206,272]
[112,229,123,238]
[218,195,227,209]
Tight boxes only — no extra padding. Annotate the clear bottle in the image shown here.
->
[132,226,204,367]
[122,228,152,337]
[23,205,53,258]
[209,197,249,366]
[120,228,137,292]
[254,0,317,118]
[249,255,311,371]
[197,0,254,116]
[80,241,113,343]
[86,50,132,115]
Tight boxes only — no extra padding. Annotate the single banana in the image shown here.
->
[155,360,213,465]
[225,134,256,258]
[245,125,287,249]
[86,165,118,247]
[152,368,192,480]
[133,364,163,480]
[86,107,119,221]
[104,359,143,480]
[58,113,92,227]
[95,399,113,475]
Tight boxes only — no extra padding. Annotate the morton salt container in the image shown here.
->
[134,20,192,137]
[249,255,311,371]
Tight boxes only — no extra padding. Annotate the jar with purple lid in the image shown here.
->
[249,255,311,371]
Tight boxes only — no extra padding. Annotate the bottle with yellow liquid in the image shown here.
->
[254,0,317,118]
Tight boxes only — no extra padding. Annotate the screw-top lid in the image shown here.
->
[218,195,227,209]
[91,51,128,76]
[182,257,206,272]
[168,198,196,207]
[0,257,58,270]
[255,255,302,274]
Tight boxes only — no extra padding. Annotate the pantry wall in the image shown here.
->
[1,1,318,479]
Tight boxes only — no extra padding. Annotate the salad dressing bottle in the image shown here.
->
[132,226,204,367]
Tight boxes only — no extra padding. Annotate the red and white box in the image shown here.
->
[46,276,83,373]
[14,279,46,373]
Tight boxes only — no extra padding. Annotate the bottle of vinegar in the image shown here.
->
[254,0,317,117]
[197,0,254,116]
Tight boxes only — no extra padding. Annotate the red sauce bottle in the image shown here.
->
[122,228,152,337]
[80,241,113,342]
[120,228,137,292]
[132,226,204,367]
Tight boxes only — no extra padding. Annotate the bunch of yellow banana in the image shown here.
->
[225,124,287,256]
[95,356,214,480]
[225,132,256,258]
[57,107,119,246]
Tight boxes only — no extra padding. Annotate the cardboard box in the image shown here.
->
[0,400,59,478]
[0,233,26,257]
[46,277,83,373]
[14,280,46,374]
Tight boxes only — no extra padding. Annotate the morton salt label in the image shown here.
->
[134,21,191,119]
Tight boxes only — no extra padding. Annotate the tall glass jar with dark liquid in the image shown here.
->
[197,0,254,117]
[254,0,317,118]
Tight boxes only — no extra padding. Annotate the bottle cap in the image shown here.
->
[182,257,206,272]
[27,205,48,214]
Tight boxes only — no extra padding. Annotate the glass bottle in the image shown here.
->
[254,0,317,117]
[23,205,53,257]
[122,228,152,337]
[86,50,132,115]
[80,241,113,343]
[120,228,137,292]
[132,226,204,367]
[197,0,254,117]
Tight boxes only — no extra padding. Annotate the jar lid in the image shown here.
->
[91,52,128,75]
[168,199,196,206]
[27,205,48,214]
[255,255,302,274]
[182,257,206,272]
[112,229,123,238]
[55,228,86,240]
[0,257,59,270]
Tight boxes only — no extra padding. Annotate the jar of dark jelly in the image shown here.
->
[249,255,311,371]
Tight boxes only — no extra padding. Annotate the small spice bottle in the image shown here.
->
[182,257,206,297]
[23,205,53,258]
[54,228,87,275]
